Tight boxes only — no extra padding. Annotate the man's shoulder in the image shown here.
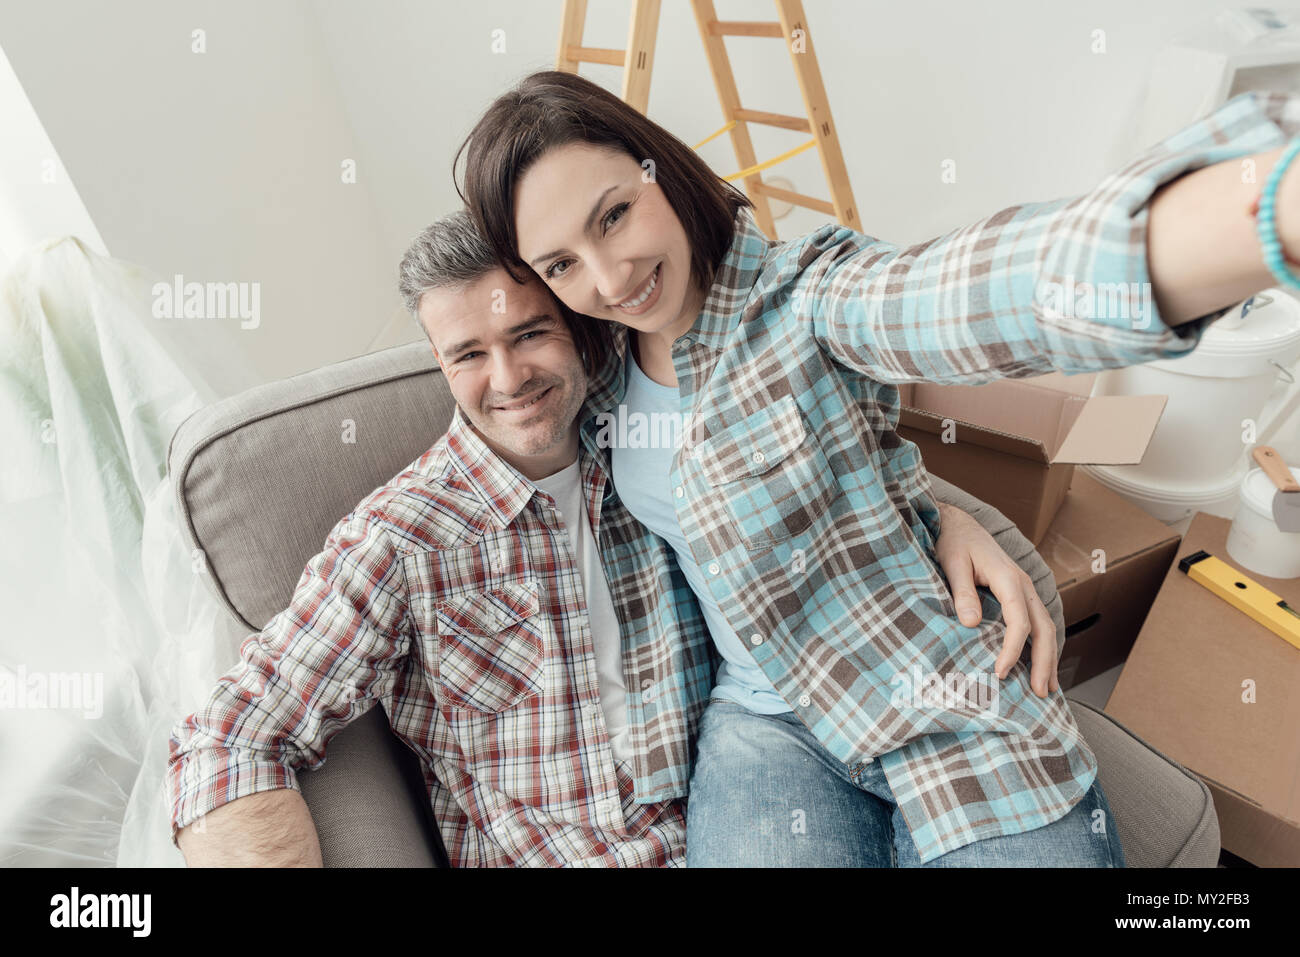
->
[340,433,496,554]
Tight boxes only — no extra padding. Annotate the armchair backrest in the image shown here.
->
[167,341,454,631]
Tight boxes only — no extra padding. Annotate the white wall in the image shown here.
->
[0,0,393,384]
[1,0,1291,384]
[0,41,105,273]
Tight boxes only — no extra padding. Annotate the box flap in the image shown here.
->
[899,378,1168,466]
[1051,394,1168,465]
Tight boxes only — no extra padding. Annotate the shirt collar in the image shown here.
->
[444,405,541,529]
[692,204,773,351]
[446,402,613,529]
[585,324,630,423]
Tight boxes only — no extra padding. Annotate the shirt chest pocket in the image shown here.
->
[692,395,838,549]
[434,579,544,713]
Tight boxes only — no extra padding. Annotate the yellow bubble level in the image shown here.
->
[1178,550,1300,651]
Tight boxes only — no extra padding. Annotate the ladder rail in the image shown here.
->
[690,0,777,237]
[556,0,660,115]
[772,0,859,230]
[555,0,589,73]
[556,0,859,238]
[621,0,661,114]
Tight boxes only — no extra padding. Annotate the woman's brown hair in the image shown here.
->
[455,70,753,297]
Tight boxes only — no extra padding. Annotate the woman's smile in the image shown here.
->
[614,262,662,315]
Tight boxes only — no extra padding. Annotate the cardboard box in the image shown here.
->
[1038,470,1182,690]
[1106,512,1300,867]
[899,371,1170,544]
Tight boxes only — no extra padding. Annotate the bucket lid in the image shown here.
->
[1240,465,1300,519]
[1149,289,1300,377]
[1087,463,1244,501]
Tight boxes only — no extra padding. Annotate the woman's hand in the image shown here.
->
[933,502,1060,698]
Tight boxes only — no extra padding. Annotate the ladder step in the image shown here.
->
[750,181,835,216]
[708,20,783,38]
[565,45,627,66]
[733,108,810,133]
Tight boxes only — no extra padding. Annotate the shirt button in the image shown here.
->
[707,562,720,575]
[752,451,765,465]
[749,634,763,646]
[798,693,811,708]
[674,486,685,498]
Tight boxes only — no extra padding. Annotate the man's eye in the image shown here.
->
[456,351,482,363]
[518,331,541,342]
[544,259,572,280]
[602,202,629,233]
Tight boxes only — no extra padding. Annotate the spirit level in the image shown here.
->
[1178,550,1300,651]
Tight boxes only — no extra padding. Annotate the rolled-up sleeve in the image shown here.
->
[166,508,412,846]
[793,89,1300,385]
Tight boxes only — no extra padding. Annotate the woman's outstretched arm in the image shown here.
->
[1146,143,1292,327]
[789,90,1300,385]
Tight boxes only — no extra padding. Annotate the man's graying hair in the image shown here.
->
[398,208,611,378]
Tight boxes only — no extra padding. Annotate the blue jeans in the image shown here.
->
[685,699,1125,867]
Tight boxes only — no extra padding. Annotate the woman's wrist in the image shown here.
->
[1252,142,1300,274]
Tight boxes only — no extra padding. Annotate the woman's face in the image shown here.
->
[513,142,703,341]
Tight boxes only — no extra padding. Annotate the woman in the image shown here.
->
[456,70,1295,866]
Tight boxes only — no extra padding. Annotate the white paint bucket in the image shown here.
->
[1225,465,1300,579]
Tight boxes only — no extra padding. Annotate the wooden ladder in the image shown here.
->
[555,0,859,239]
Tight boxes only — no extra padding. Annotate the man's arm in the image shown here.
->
[176,789,321,867]
[166,504,413,866]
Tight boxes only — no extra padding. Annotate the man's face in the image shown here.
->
[420,268,589,480]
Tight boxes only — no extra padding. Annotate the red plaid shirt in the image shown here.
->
[167,405,718,866]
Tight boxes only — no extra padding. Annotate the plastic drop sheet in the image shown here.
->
[0,236,257,866]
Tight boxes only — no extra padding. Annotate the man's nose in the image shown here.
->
[488,348,532,398]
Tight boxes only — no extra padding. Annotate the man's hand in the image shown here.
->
[933,502,1059,698]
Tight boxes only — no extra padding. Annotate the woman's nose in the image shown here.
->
[591,255,634,306]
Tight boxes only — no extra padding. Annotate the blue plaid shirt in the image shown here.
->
[586,90,1299,861]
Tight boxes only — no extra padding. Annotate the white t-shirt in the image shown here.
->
[532,459,631,764]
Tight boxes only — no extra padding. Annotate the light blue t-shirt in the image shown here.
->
[610,349,792,714]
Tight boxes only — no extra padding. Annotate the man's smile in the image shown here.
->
[492,385,555,416]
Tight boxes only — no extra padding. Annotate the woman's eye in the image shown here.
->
[602,202,629,233]
[545,258,572,280]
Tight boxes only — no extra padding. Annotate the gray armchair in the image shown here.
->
[167,340,1220,867]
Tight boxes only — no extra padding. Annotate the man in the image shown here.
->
[167,209,1051,866]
